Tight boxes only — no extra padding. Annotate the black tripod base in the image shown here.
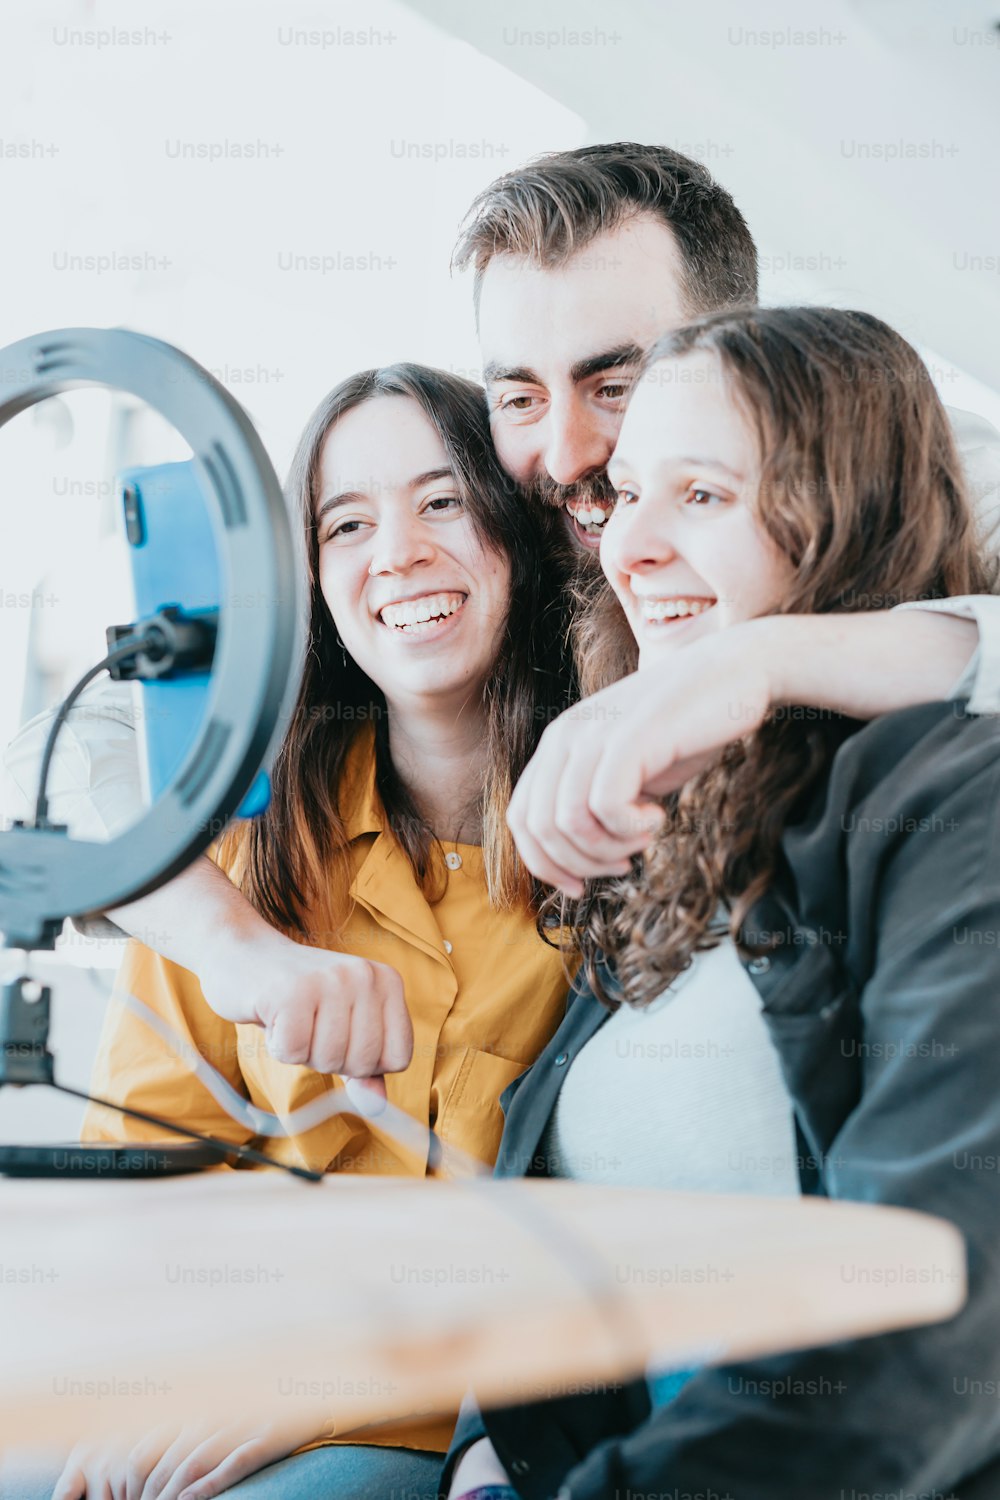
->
[1,975,56,1088]
[0,1140,228,1178]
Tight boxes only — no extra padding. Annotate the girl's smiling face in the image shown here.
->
[602,349,794,668]
[314,394,511,711]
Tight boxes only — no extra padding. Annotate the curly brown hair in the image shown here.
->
[550,306,995,1008]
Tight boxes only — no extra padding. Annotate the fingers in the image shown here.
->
[376,967,413,1073]
[126,1424,177,1500]
[586,751,668,847]
[49,1424,268,1500]
[146,1427,241,1500]
[174,1414,328,1500]
[550,735,654,862]
[52,1443,128,1500]
[306,983,352,1075]
[343,1074,387,1117]
[507,813,586,897]
[547,744,658,865]
[341,969,385,1080]
[264,994,316,1069]
[51,1457,87,1500]
[253,952,413,1081]
[141,1422,215,1500]
[508,712,663,895]
[508,731,593,896]
[174,1439,265,1500]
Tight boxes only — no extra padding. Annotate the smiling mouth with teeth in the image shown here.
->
[640,597,717,624]
[564,496,614,548]
[378,591,468,634]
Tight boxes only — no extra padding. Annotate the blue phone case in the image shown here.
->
[118,459,270,818]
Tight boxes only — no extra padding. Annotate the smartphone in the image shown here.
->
[117,459,270,818]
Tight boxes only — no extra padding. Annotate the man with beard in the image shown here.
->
[450,141,1000,890]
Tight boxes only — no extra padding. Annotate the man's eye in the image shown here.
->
[498,393,540,413]
[598,380,632,401]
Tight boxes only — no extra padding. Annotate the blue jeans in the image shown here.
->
[0,1442,444,1500]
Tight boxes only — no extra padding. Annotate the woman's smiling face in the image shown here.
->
[314,393,512,711]
[601,349,795,668]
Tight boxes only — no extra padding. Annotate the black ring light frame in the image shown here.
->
[0,327,303,951]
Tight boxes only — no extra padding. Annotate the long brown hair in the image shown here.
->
[218,364,574,945]
[559,306,994,1007]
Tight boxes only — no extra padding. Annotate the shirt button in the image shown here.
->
[510,1458,531,1476]
[747,956,771,975]
[443,940,453,954]
[444,851,462,870]
[554,1052,569,1067]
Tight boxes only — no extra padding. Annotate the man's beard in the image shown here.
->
[519,470,617,566]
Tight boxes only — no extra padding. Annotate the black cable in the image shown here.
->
[51,1080,324,1183]
[33,635,163,827]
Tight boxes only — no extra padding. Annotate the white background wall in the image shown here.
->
[410,0,1000,401]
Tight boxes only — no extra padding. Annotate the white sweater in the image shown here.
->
[542,936,801,1196]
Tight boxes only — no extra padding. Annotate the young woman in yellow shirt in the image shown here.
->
[47,365,577,1500]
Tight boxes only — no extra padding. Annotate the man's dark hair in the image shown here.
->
[453,141,758,318]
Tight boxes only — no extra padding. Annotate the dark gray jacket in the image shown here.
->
[442,700,1000,1500]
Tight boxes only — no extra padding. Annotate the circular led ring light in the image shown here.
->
[0,328,303,948]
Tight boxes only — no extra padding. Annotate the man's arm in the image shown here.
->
[506,606,981,898]
[894,594,1000,714]
[761,606,978,717]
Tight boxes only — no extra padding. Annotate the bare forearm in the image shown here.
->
[758,610,977,719]
[103,857,412,1078]
[105,854,282,977]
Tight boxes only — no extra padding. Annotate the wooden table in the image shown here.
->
[0,1173,965,1453]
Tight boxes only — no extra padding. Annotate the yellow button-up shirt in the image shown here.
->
[82,723,573,1451]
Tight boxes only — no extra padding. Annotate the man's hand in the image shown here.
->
[198,933,413,1107]
[52,1411,332,1500]
[507,606,979,898]
[507,625,773,897]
